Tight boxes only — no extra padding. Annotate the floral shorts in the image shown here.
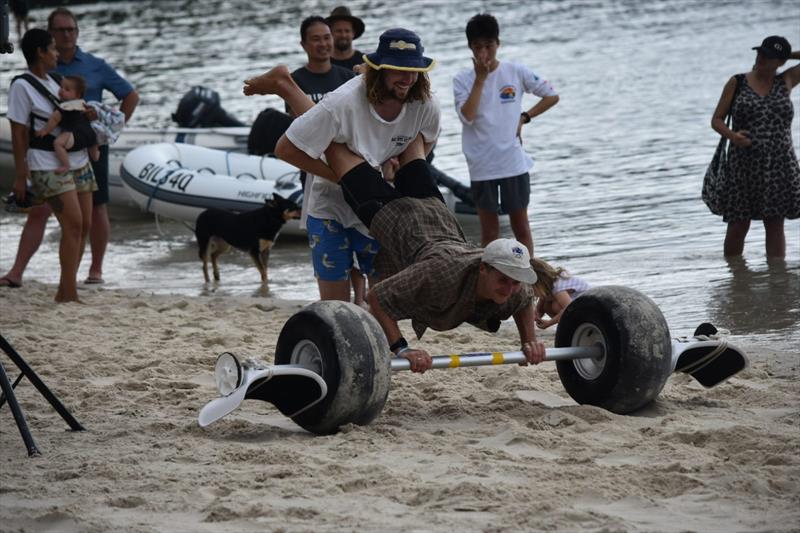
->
[30,163,97,204]
[306,215,379,281]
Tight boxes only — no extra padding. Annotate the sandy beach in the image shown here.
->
[0,282,798,532]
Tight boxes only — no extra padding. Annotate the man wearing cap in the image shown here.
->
[321,138,545,374]
[325,6,365,72]
[243,28,545,372]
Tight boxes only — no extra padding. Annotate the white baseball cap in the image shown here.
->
[481,238,537,284]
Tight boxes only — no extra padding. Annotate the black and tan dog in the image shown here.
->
[195,194,300,283]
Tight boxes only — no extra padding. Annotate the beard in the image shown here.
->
[388,85,411,102]
[334,38,351,52]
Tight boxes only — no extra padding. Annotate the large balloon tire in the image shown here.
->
[275,301,391,434]
[554,286,672,414]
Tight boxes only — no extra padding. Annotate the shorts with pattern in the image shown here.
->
[470,172,530,213]
[30,162,97,204]
[307,215,379,281]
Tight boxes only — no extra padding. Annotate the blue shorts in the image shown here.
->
[307,216,379,281]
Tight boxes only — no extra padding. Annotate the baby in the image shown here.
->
[35,75,99,173]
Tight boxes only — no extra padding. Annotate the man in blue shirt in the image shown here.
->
[51,7,139,283]
[0,7,139,289]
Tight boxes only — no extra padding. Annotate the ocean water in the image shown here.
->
[1,0,798,347]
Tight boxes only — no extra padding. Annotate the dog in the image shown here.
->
[195,194,301,283]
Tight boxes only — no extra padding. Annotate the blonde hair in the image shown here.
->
[531,257,565,298]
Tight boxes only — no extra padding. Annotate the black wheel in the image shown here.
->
[274,301,391,434]
[555,286,672,414]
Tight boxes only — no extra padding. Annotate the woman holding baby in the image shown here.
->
[6,28,96,302]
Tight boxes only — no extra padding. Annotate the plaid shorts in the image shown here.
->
[30,162,97,204]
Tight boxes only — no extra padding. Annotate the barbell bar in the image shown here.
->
[390,345,605,371]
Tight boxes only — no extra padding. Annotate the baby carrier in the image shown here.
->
[11,72,89,152]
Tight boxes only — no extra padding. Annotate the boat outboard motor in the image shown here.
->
[172,86,245,128]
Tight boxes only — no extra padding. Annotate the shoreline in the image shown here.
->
[1,282,798,532]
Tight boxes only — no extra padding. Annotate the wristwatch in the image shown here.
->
[390,336,408,354]
[521,111,532,124]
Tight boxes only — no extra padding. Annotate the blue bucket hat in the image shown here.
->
[363,28,435,72]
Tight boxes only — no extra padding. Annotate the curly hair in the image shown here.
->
[364,68,431,106]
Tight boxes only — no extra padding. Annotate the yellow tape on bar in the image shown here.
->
[449,355,460,367]
[492,352,504,365]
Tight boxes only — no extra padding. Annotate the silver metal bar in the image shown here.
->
[390,345,604,372]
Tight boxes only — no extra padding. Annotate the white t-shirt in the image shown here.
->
[7,71,90,171]
[289,76,441,235]
[300,173,367,234]
[453,61,556,182]
[288,76,441,166]
[552,273,590,299]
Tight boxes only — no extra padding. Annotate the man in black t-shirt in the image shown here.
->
[325,6,365,72]
[250,16,355,154]
[286,16,356,116]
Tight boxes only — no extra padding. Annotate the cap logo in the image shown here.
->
[774,43,783,51]
[511,246,524,258]
[389,40,417,51]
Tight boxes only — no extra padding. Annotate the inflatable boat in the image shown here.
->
[120,142,305,235]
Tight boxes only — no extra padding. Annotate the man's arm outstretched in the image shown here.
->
[367,289,433,374]
[513,303,546,364]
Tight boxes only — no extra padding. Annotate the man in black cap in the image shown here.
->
[325,6,365,71]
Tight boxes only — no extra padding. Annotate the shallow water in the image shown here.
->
[1,0,799,347]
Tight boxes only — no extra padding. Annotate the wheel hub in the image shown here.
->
[571,323,607,380]
[290,339,324,375]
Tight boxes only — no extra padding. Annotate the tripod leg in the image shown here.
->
[0,359,41,457]
[0,334,85,431]
[0,372,26,409]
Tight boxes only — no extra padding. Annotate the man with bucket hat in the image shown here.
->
[243,28,546,373]
[326,6,365,71]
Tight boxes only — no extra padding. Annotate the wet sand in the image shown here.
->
[1,283,798,532]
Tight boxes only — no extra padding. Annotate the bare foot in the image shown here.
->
[243,65,292,96]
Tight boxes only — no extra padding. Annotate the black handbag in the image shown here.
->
[702,74,744,215]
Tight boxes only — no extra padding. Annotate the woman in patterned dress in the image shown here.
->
[708,36,800,258]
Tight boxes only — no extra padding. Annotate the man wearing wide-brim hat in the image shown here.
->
[326,6,365,72]
[243,28,546,373]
